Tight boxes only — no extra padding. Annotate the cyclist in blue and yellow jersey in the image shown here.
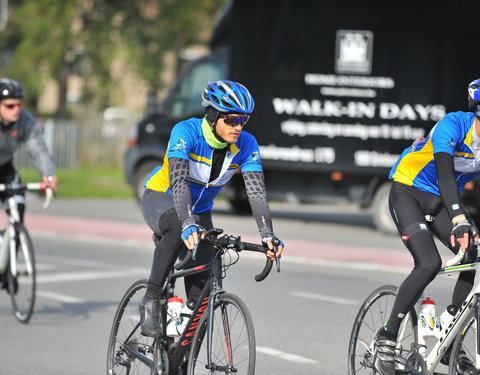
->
[373,79,480,375]
[139,80,284,338]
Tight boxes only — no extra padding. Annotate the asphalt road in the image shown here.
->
[0,197,458,374]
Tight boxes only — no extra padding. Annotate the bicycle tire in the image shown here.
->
[348,285,419,375]
[8,223,36,323]
[107,279,167,375]
[187,292,255,375]
[448,309,477,375]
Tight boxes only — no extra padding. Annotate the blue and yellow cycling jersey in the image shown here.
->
[145,117,263,213]
[389,111,480,195]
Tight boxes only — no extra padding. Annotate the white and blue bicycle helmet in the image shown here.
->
[468,78,480,119]
[202,80,255,114]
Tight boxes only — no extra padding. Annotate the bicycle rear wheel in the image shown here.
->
[187,292,255,375]
[448,310,478,375]
[107,279,166,375]
[348,285,419,375]
[7,224,36,323]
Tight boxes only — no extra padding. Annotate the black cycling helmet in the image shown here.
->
[0,78,24,100]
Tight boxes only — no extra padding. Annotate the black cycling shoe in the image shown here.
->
[374,329,397,375]
[139,296,162,338]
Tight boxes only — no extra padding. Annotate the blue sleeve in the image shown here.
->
[431,113,463,155]
[238,132,263,173]
[167,122,195,160]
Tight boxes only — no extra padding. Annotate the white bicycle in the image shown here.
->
[349,248,480,375]
[0,182,52,323]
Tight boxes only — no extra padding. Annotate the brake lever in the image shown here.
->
[192,229,207,260]
[272,242,281,273]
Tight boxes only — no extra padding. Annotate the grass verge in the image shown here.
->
[18,168,134,199]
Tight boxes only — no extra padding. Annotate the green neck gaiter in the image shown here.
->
[201,117,228,149]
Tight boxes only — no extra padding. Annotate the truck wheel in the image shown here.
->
[133,160,161,203]
[371,182,397,234]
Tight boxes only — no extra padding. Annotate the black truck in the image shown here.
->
[124,0,480,233]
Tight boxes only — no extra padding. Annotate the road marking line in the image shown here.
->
[37,270,145,284]
[36,254,148,273]
[256,346,317,364]
[290,290,358,305]
[37,290,84,304]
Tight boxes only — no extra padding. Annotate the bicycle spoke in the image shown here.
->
[8,224,36,323]
[188,293,255,374]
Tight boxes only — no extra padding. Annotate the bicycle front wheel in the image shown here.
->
[448,310,478,375]
[348,285,418,375]
[187,292,255,375]
[8,223,36,323]
[107,279,163,375]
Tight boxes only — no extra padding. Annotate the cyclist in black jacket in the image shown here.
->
[0,78,58,221]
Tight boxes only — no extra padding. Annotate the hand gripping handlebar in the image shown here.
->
[0,182,53,209]
[445,236,479,267]
[174,228,279,282]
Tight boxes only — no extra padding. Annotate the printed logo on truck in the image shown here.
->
[335,30,373,75]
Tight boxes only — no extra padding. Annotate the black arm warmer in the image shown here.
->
[434,152,466,219]
[242,171,274,239]
[169,157,195,230]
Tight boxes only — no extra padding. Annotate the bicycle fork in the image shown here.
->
[206,290,235,373]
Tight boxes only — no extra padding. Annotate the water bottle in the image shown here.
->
[166,295,184,338]
[419,297,437,338]
[176,299,194,335]
[438,304,459,332]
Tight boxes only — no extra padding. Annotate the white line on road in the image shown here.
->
[290,290,358,305]
[256,346,317,364]
[37,270,145,284]
[37,290,84,304]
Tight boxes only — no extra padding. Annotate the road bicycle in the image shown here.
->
[107,227,280,375]
[0,182,53,323]
[348,246,480,375]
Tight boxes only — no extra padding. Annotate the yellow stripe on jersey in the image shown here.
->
[465,126,474,147]
[190,178,223,187]
[392,138,434,186]
[454,151,474,158]
[230,143,240,155]
[189,153,211,165]
[146,152,171,192]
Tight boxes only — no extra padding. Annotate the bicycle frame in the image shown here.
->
[0,196,29,278]
[410,261,480,374]
[163,248,227,372]
[119,249,224,373]
[0,182,52,278]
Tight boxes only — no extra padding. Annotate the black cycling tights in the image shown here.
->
[385,182,475,336]
[148,207,213,302]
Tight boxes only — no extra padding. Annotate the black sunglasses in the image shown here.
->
[221,114,249,127]
[2,103,22,109]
